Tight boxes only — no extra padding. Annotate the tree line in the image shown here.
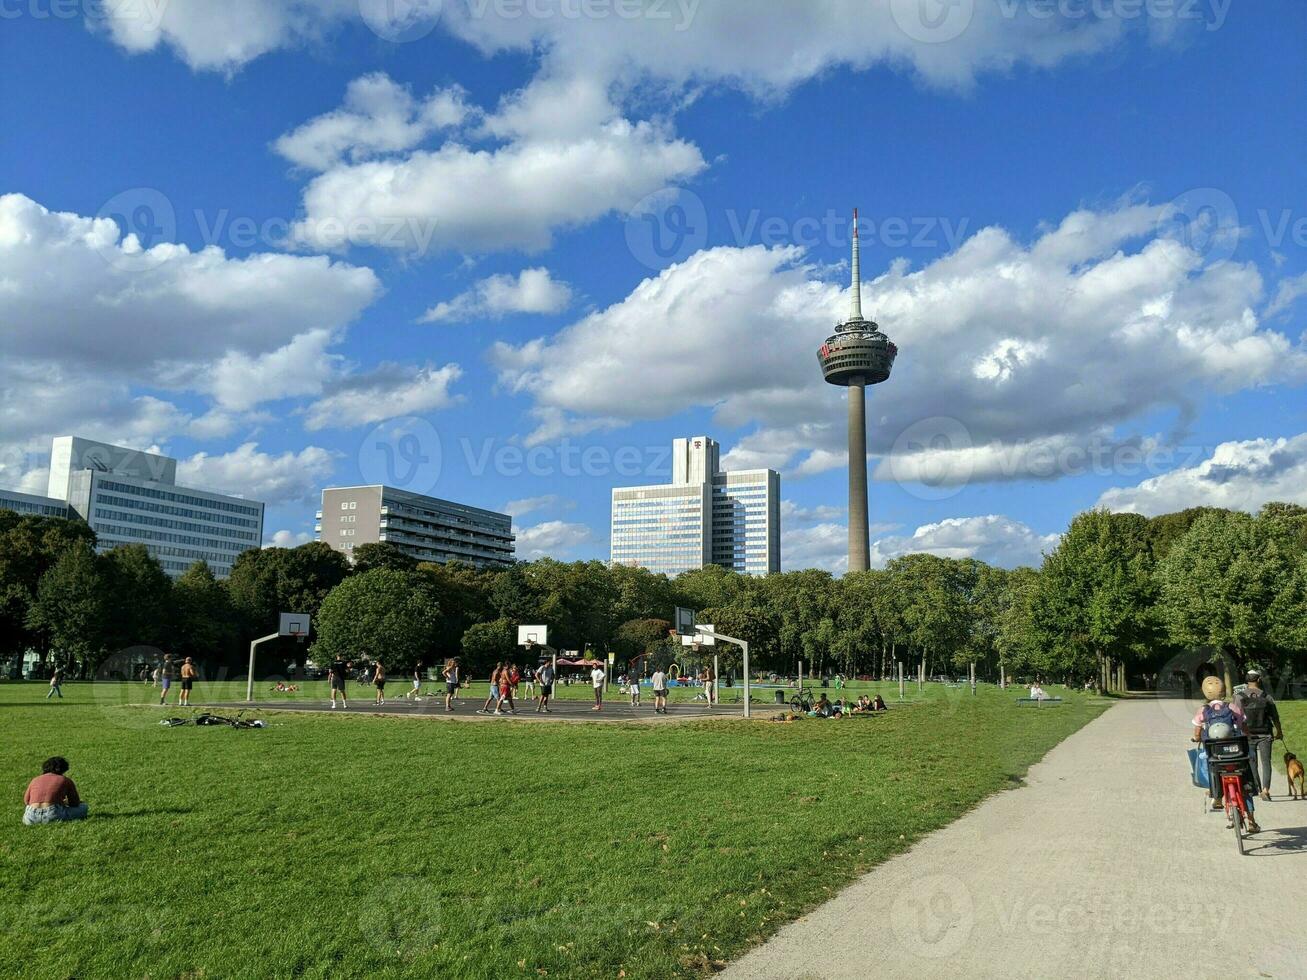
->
[3,502,1305,691]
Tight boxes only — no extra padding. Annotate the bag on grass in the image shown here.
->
[159,717,189,727]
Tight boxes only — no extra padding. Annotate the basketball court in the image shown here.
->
[209,695,743,724]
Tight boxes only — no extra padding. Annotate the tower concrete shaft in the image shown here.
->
[817,207,896,576]
[847,377,870,572]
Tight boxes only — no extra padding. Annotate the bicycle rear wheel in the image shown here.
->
[1233,810,1244,855]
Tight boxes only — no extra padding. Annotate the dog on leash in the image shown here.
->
[1287,750,1306,801]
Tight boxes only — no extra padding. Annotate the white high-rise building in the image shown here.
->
[611,436,780,576]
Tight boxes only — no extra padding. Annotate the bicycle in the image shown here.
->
[1203,735,1259,855]
[790,690,815,713]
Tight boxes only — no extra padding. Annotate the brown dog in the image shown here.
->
[1286,751,1306,801]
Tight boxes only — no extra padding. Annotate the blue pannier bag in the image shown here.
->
[1189,747,1210,788]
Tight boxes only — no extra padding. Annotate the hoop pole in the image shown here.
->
[692,627,750,719]
[713,654,719,706]
[246,632,280,702]
[898,661,904,702]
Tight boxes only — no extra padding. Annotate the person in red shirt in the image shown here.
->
[23,757,89,825]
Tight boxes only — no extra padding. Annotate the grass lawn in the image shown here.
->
[1,680,1105,979]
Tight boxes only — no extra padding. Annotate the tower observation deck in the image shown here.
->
[816,209,897,573]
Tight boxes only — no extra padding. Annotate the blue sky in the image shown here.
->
[2,1,1304,571]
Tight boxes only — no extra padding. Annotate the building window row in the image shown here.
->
[94,506,259,543]
[100,480,260,519]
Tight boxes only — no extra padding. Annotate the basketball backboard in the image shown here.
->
[681,624,715,646]
[674,607,697,636]
[518,625,548,647]
[279,613,310,638]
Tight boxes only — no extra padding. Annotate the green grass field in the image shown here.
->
[1,680,1107,978]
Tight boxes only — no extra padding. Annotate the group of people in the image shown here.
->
[136,655,199,706]
[811,693,888,719]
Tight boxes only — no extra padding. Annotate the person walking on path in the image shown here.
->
[629,673,641,708]
[442,658,459,712]
[23,757,89,825]
[179,657,197,707]
[329,657,349,709]
[158,656,174,706]
[535,661,554,713]
[1236,669,1284,800]
[701,664,716,707]
[591,663,607,711]
[372,661,386,706]
[522,665,536,701]
[46,665,64,700]
[651,668,669,714]
[495,665,517,715]
[412,663,423,699]
[481,663,503,714]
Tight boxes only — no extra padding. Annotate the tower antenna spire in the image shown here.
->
[850,207,862,321]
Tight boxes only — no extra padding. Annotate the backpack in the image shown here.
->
[1202,701,1237,735]
[1239,689,1271,733]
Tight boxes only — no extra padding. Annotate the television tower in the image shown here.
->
[816,209,897,573]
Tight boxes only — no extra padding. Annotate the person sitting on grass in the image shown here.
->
[871,695,888,712]
[812,693,833,718]
[23,757,89,825]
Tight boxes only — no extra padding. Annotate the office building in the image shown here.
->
[315,486,515,568]
[611,436,780,576]
[0,436,264,579]
[0,488,69,519]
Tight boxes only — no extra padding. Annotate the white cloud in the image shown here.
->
[95,0,1145,94]
[780,499,846,525]
[91,0,356,73]
[495,203,1305,480]
[1096,434,1307,516]
[177,442,338,506]
[0,194,379,374]
[1265,271,1307,319]
[286,86,706,253]
[869,516,1058,569]
[503,495,575,519]
[514,520,593,560]
[303,363,462,431]
[274,73,470,171]
[265,529,315,548]
[782,522,852,575]
[421,268,573,323]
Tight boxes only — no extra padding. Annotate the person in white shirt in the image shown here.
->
[591,665,607,711]
[651,669,669,714]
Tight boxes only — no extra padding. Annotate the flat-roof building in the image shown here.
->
[0,488,69,520]
[315,486,515,569]
[611,436,780,576]
[0,436,264,579]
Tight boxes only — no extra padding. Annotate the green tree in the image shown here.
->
[100,544,173,652]
[460,617,518,674]
[314,569,440,671]
[351,542,419,574]
[25,542,107,670]
[174,562,238,668]
[0,512,97,662]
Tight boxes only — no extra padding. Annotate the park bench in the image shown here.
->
[1015,697,1064,707]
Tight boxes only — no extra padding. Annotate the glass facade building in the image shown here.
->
[611,437,780,576]
[316,486,515,568]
